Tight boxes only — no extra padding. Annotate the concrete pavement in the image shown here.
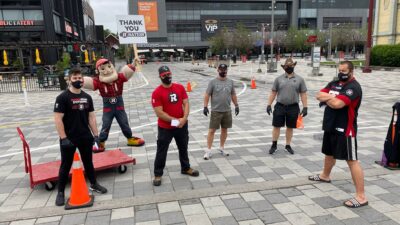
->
[0,59,399,224]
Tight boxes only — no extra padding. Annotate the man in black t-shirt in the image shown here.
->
[53,68,107,206]
[309,61,368,208]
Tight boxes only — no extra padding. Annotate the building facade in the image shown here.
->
[128,0,369,54]
[373,0,400,45]
[0,0,97,65]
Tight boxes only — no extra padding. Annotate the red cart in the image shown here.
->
[17,127,136,190]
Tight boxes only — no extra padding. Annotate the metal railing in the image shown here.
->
[0,73,62,93]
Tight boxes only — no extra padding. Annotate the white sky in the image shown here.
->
[91,0,128,33]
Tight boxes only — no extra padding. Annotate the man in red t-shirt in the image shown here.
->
[151,66,199,186]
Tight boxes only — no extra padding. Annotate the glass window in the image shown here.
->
[0,0,41,6]
[23,10,43,20]
[3,10,24,20]
[53,14,61,33]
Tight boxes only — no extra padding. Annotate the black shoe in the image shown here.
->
[55,192,65,206]
[269,145,277,154]
[153,176,162,186]
[90,182,108,194]
[285,145,294,154]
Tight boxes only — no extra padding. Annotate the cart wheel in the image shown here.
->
[118,165,127,174]
[45,181,56,191]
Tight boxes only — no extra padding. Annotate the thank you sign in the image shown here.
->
[116,15,148,44]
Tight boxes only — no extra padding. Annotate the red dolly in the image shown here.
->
[17,127,136,191]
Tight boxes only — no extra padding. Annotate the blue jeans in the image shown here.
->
[99,96,132,142]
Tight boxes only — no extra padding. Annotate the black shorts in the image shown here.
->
[272,103,300,128]
[322,131,358,160]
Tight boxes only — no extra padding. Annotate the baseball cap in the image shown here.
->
[158,66,172,77]
[96,58,109,70]
[218,64,228,70]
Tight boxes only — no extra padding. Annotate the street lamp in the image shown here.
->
[267,0,277,72]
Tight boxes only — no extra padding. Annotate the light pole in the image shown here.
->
[261,23,265,64]
[267,0,277,72]
[328,22,332,60]
[362,0,374,73]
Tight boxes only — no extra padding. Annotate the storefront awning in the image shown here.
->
[163,49,175,52]
[177,49,185,52]
[152,49,160,53]
[137,49,150,53]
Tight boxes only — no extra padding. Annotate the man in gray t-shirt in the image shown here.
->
[203,64,239,160]
[266,58,308,155]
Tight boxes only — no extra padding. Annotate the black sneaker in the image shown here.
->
[285,145,294,154]
[90,182,108,194]
[55,192,65,206]
[269,145,277,154]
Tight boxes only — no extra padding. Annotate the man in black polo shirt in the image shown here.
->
[309,61,368,208]
[54,68,107,206]
[267,58,308,154]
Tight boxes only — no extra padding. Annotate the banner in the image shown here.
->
[116,15,148,44]
[138,1,158,32]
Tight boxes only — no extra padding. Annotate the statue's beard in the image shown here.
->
[99,71,118,83]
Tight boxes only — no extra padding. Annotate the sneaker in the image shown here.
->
[218,148,229,156]
[181,168,200,177]
[285,145,294,154]
[127,137,145,146]
[203,151,212,160]
[55,192,65,206]
[90,182,108,194]
[153,176,162,186]
[269,145,277,154]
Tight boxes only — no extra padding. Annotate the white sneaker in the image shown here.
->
[218,148,229,156]
[203,151,212,160]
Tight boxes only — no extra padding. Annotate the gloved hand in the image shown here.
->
[266,105,272,115]
[235,106,239,116]
[301,107,308,117]
[60,138,74,149]
[93,136,100,148]
[203,107,209,116]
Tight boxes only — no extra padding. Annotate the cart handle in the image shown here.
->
[16,127,34,188]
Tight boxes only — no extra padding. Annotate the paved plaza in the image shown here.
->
[0,59,400,224]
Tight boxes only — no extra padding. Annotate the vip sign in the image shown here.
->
[204,20,218,33]
[116,15,148,44]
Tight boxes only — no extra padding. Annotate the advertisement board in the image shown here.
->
[201,16,220,41]
[138,1,158,32]
[312,46,321,68]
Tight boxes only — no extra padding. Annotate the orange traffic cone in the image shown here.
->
[251,78,257,89]
[186,81,192,92]
[65,152,94,210]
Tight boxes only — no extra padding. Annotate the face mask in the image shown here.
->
[71,80,82,89]
[161,76,172,85]
[219,71,227,77]
[284,67,294,74]
[338,72,350,81]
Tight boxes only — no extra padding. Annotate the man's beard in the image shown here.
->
[99,71,118,83]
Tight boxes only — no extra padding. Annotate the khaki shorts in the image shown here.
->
[209,111,232,129]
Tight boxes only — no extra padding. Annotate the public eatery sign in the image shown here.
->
[0,20,36,26]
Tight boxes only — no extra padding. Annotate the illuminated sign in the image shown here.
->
[0,20,35,26]
[138,1,158,31]
[65,22,72,34]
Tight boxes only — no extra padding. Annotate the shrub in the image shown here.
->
[371,44,400,67]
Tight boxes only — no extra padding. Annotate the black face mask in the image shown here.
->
[284,67,294,74]
[161,76,172,85]
[338,72,350,82]
[219,71,227,77]
[71,80,82,89]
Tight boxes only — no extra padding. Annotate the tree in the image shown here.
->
[232,23,253,55]
[209,29,227,55]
